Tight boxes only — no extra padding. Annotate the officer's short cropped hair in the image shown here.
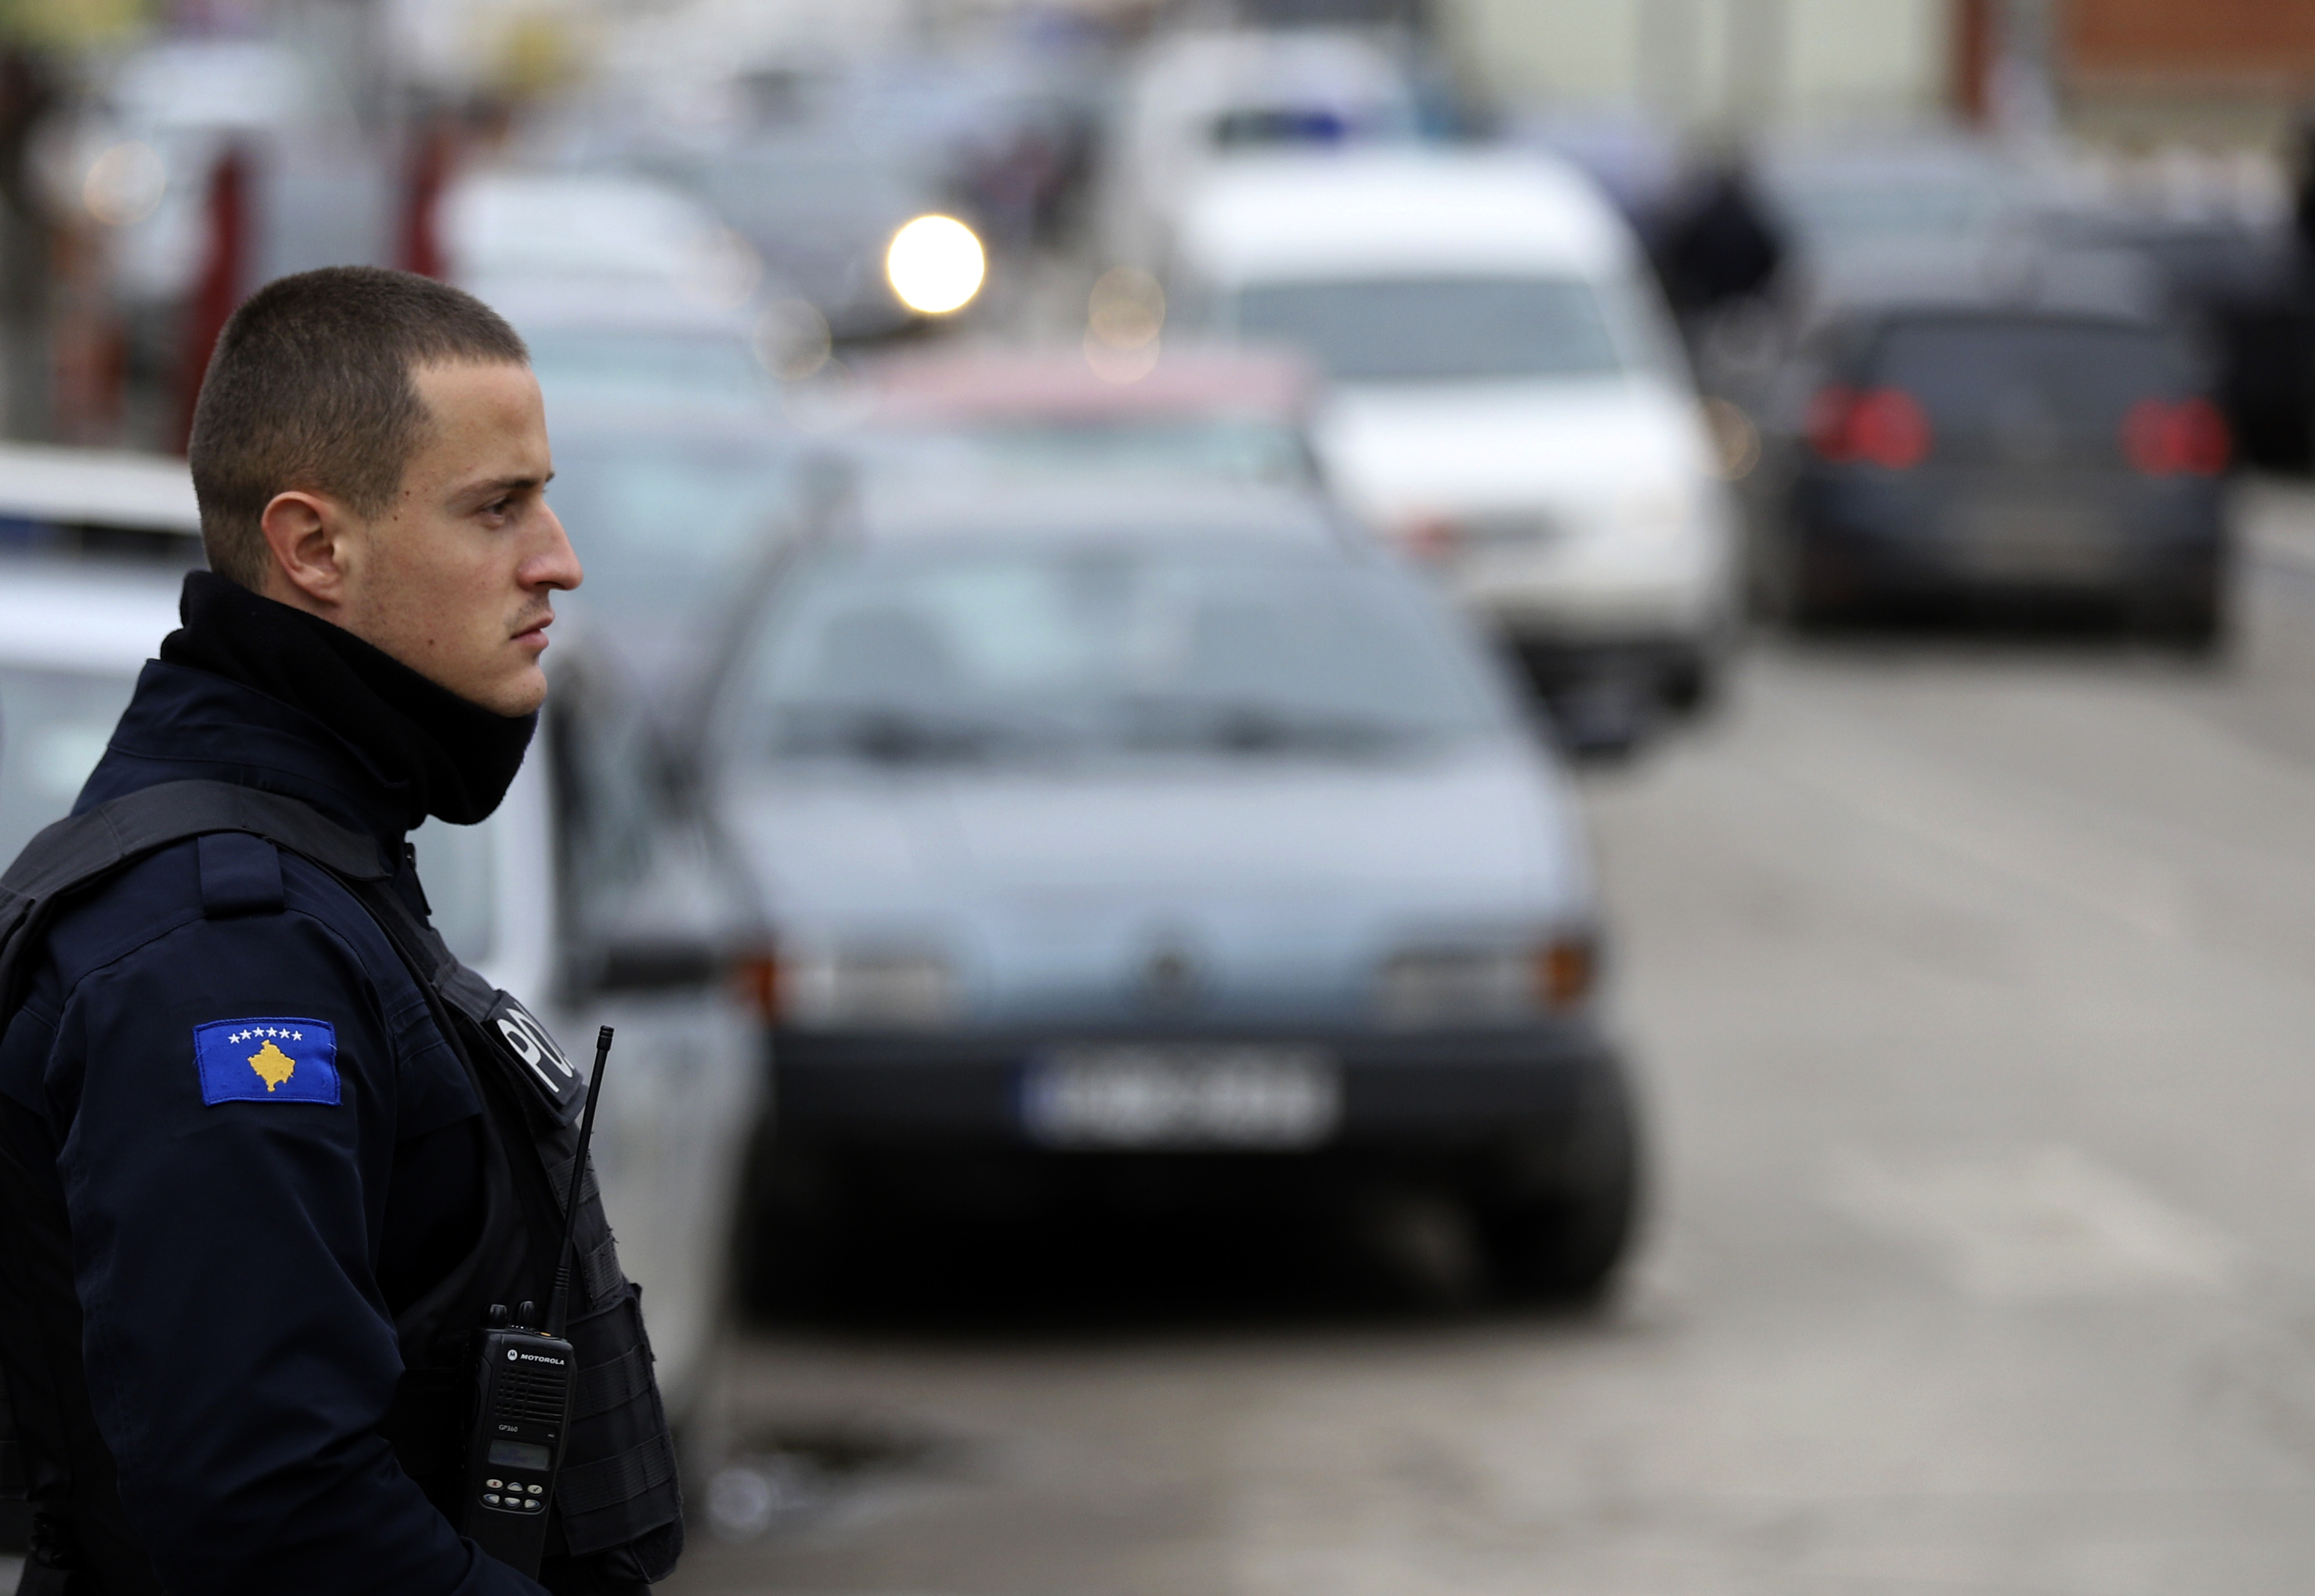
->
[187,266,529,588]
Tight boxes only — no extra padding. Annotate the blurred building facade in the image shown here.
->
[2057,0,2315,145]
[1439,0,2315,148]
[1437,0,1955,132]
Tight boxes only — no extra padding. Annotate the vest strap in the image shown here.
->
[555,1431,678,1519]
[570,1340,653,1422]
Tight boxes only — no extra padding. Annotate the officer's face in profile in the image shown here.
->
[261,360,583,715]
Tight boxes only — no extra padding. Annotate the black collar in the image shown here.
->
[157,571,537,831]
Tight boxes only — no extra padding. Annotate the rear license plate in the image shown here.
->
[1021,1044,1341,1150]
[1949,500,2121,582]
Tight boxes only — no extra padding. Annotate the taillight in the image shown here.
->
[2122,397,2230,477]
[1534,937,1596,1011]
[729,952,781,1023]
[1809,386,1931,470]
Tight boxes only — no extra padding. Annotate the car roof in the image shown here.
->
[847,479,1348,551]
[0,442,200,536]
[0,559,182,674]
[858,344,1316,426]
[1177,150,1634,284]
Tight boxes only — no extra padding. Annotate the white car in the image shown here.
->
[0,452,761,1424]
[1175,150,1738,722]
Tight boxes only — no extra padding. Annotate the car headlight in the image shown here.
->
[776,945,959,1030]
[885,214,984,315]
[1375,936,1595,1028]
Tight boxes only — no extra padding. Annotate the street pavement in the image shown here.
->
[664,485,2315,1596]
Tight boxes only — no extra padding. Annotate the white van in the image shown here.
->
[1175,150,1736,717]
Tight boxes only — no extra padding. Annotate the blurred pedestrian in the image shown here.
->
[1656,155,1786,324]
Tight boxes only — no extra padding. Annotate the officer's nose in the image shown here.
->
[525,503,583,594]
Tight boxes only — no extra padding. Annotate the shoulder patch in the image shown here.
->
[193,1017,341,1106]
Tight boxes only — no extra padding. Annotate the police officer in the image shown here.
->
[0,268,681,1592]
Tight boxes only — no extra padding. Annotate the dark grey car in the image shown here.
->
[703,483,1643,1303]
[1747,302,2230,644]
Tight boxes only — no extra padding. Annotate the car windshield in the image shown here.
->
[526,330,775,413]
[853,420,1313,491]
[728,540,1514,764]
[0,663,135,862]
[551,435,802,622]
[1867,317,2191,434]
[1231,275,1633,384]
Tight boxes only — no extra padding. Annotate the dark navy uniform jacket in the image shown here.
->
[0,657,549,1595]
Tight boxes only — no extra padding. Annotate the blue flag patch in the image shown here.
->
[193,1017,340,1106]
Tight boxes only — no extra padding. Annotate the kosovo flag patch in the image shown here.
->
[193,1018,341,1106]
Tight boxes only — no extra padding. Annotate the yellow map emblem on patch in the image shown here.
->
[247,1040,297,1092]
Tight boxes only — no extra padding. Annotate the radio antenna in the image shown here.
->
[546,1026,613,1338]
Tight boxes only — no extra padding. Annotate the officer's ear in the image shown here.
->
[257,489,357,614]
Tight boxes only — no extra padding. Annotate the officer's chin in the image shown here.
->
[455,660,548,718]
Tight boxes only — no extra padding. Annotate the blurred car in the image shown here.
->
[703,481,1642,1302]
[1175,150,1737,722]
[1104,27,1421,270]
[694,131,980,340]
[1744,291,2230,644]
[0,482,761,1422]
[480,280,779,421]
[844,343,1322,492]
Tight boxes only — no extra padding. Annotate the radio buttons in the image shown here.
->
[527,1484,543,1494]
[523,1500,542,1511]
[486,1479,502,1490]
[483,1493,500,1505]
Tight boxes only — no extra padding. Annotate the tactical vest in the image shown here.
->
[0,779,682,1592]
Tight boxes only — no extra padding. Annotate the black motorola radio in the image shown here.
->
[458,1026,615,1577]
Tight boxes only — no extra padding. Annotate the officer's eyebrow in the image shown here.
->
[461,471,554,504]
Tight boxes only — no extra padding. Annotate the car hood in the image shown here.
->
[717,741,1593,1026]
[1314,375,1710,522]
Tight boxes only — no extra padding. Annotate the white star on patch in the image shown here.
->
[292,1031,302,1041]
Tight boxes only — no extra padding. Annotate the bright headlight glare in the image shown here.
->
[1377,937,1594,1028]
[781,947,958,1030]
[886,214,985,315]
